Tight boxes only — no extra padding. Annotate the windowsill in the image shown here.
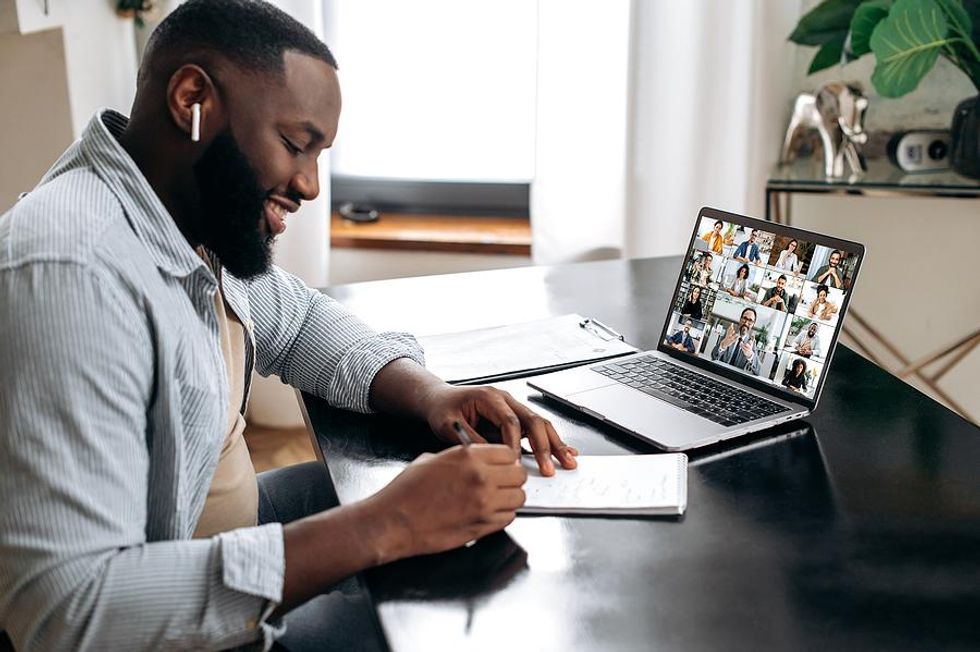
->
[330,212,531,256]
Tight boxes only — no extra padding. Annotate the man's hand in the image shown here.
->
[367,445,527,560]
[739,340,754,360]
[720,324,738,349]
[422,384,578,476]
[368,359,578,476]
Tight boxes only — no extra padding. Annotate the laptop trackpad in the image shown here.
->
[568,384,720,448]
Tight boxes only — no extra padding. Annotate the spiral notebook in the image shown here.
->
[519,453,688,516]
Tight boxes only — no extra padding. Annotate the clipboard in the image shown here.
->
[418,313,639,385]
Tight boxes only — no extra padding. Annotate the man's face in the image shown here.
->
[683,321,692,333]
[194,51,341,278]
[738,311,755,334]
[749,230,757,242]
[808,324,818,336]
[829,252,840,267]
[776,277,786,291]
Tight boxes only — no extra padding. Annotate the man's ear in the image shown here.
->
[166,64,220,143]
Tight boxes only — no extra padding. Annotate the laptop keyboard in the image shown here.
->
[591,355,787,426]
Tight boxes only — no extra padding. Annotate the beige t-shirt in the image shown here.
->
[193,259,258,538]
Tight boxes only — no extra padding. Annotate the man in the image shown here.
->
[0,2,578,650]
[733,229,762,264]
[760,274,790,312]
[792,322,823,358]
[666,319,697,354]
[811,249,845,289]
[711,307,761,375]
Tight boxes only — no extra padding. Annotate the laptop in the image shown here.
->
[528,206,865,451]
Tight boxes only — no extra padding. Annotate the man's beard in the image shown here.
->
[192,129,274,279]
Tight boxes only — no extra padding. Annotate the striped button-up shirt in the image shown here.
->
[0,110,424,651]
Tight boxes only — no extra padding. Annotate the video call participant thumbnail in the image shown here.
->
[666,319,697,354]
[791,322,822,358]
[723,263,752,299]
[810,249,845,289]
[733,229,763,264]
[710,307,761,375]
[760,274,790,312]
[700,219,726,254]
[773,238,803,273]
[690,252,714,287]
[807,284,838,322]
[680,286,704,320]
[781,358,808,393]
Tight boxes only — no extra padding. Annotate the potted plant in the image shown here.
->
[116,1,157,28]
[789,0,980,178]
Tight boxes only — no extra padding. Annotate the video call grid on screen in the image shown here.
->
[662,213,861,402]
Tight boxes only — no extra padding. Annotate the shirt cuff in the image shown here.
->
[326,331,426,413]
[218,523,285,601]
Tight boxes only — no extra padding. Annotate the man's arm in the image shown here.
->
[0,263,283,651]
[245,265,425,413]
[244,266,576,475]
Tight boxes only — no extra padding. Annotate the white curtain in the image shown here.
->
[532,0,803,264]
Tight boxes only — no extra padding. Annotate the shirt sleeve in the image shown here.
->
[246,265,425,413]
[0,262,283,651]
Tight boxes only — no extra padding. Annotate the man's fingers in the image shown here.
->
[488,488,526,512]
[475,391,523,452]
[506,395,579,474]
[465,443,519,465]
[546,420,578,470]
[493,462,529,488]
[502,396,556,476]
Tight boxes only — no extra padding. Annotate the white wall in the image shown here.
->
[0,27,73,211]
[60,0,138,137]
[0,0,138,213]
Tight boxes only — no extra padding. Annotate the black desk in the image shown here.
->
[302,257,980,651]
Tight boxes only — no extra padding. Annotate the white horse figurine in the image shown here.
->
[781,81,869,178]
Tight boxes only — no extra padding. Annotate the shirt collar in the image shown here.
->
[79,109,206,279]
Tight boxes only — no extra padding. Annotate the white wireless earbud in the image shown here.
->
[191,103,201,142]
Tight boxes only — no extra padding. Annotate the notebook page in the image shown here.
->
[520,454,687,513]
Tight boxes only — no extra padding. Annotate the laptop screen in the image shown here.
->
[660,210,862,403]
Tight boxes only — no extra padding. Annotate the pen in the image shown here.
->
[453,420,473,446]
[453,420,479,549]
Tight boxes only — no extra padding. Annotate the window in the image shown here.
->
[322,0,536,215]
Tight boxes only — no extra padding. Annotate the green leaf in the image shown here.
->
[869,0,951,96]
[809,37,847,72]
[937,0,980,90]
[935,0,972,37]
[850,0,893,56]
[790,0,865,45]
